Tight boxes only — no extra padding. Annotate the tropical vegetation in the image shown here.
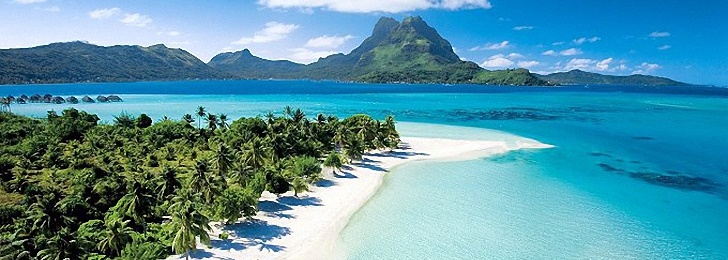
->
[0,106,399,259]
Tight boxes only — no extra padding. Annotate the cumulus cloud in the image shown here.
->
[234,22,299,45]
[560,48,582,56]
[633,62,661,74]
[542,50,557,56]
[89,8,121,19]
[305,35,354,49]
[288,48,338,64]
[470,41,510,51]
[595,58,613,71]
[518,60,540,68]
[565,58,596,70]
[658,45,671,50]
[480,54,514,68]
[506,53,523,59]
[120,13,153,27]
[649,31,670,37]
[513,26,534,31]
[573,36,600,45]
[257,0,492,13]
[13,0,45,4]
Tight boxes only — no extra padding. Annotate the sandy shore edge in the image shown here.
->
[177,136,552,260]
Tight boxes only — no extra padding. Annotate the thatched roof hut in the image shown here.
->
[97,95,109,102]
[20,94,28,100]
[30,94,41,103]
[107,95,123,102]
[42,94,52,103]
[16,98,26,104]
[82,95,95,103]
[52,96,65,104]
[66,96,79,104]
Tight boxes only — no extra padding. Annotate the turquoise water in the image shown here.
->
[2,81,727,258]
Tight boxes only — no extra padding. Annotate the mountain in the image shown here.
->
[209,16,549,86]
[0,41,228,84]
[208,49,303,79]
[537,69,689,86]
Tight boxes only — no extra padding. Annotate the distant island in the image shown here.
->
[536,69,688,86]
[0,16,689,87]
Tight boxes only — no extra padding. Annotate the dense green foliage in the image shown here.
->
[0,42,228,84]
[208,16,549,86]
[536,69,689,86]
[0,107,399,259]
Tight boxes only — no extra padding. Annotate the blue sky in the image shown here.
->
[1,0,726,85]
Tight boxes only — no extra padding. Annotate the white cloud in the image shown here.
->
[305,35,354,49]
[513,25,534,31]
[234,22,299,45]
[658,45,671,50]
[89,8,121,19]
[565,58,596,70]
[120,13,153,27]
[542,50,557,56]
[633,62,661,74]
[573,36,600,45]
[595,58,613,71]
[649,31,670,37]
[506,53,523,59]
[552,41,565,46]
[12,0,45,4]
[257,0,492,13]
[167,31,180,36]
[480,54,514,68]
[470,41,509,51]
[560,48,582,56]
[518,60,540,68]
[288,48,337,64]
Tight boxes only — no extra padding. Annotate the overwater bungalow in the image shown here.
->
[16,98,27,104]
[52,96,65,104]
[82,95,95,103]
[66,96,79,104]
[30,94,42,103]
[97,95,109,102]
[20,94,29,100]
[42,94,53,103]
[107,95,123,102]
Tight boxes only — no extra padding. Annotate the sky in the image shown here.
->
[1,0,726,85]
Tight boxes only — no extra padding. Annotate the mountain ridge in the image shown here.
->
[0,41,228,84]
[537,69,689,86]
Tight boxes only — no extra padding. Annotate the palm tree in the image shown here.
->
[156,165,181,200]
[212,143,234,179]
[97,218,133,257]
[0,98,10,113]
[242,138,269,171]
[195,106,206,129]
[112,180,155,223]
[218,113,229,129]
[343,136,364,163]
[323,152,344,175]
[291,177,308,197]
[291,108,305,123]
[188,159,217,204]
[283,106,294,119]
[182,114,194,126]
[36,228,90,260]
[27,192,70,236]
[205,114,218,131]
[167,196,211,260]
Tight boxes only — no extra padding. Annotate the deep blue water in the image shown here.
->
[2,80,727,259]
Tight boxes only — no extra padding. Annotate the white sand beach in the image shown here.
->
[174,136,552,260]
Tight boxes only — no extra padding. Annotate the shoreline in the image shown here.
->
[178,136,552,260]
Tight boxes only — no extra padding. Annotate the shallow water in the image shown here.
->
[2,80,727,258]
